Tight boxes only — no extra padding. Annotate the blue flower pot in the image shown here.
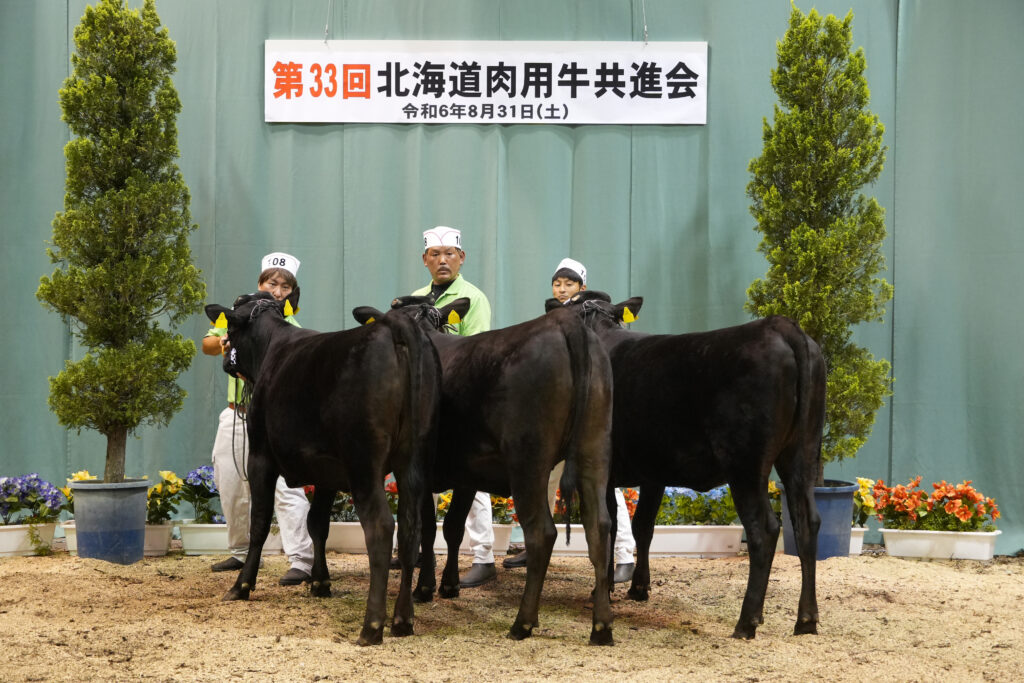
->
[780,479,857,560]
[69,479,149,565]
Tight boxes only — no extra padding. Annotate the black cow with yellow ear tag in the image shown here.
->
[559,288,827,641]
[354,294,616,646]
[203,292,441,647]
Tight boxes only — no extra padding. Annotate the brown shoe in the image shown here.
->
[502,549,528,568]
[210,556,244,572]
[279,567,311,585]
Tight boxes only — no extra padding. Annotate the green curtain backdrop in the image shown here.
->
[1,0,1020,553]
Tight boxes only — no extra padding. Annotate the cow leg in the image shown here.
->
[577,464,614,645]
[729,476,780,639]
[626,485,664,602]
[390,469,423,637]
[605,484,618,589]
[413,492,438,603]
[222,453,276,602]
[506,475,557,641]
[350,484,396,646]
[307,487,335,598]
[438,487,475,599]
[777,458,820,636]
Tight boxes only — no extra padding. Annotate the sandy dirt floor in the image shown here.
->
[1,543,1022,682]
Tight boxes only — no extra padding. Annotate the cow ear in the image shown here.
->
[438,297,471,326]
[352,306,385,325]
[615,297,644,324]
[544,297,563,313]
[205,304,231,325]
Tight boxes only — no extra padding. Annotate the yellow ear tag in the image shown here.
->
[283,300,295,317]
[622,307,636,323]
[447,310,461,325]
[366,316,376,324]
[215,313,228,329]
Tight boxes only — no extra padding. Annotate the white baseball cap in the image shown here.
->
[553,257,587,286]
[423,226,462,252]
[261,252,300,277]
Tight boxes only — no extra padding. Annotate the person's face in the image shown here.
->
[552,277,585,303]
[422,246,465,285]
[258,274,293,301]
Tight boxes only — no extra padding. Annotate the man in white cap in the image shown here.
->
[201,252,315,586]
[502,257,637,583]
[415,226,496,587]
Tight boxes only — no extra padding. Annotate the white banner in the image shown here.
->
[265,40,707,125]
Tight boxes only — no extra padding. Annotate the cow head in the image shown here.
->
[352,296,471,334]
[558,290,644,331]
[204,291,286,381]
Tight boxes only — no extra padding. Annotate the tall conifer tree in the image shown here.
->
[38,0,205,482]
[746,7,893,480]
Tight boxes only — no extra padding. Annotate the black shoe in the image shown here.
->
[459,562,496,588]
[279,567,312,585]
[502,549,528,568]
[389,553,424,570]
[211,556,244,572]
[613,562,635,584]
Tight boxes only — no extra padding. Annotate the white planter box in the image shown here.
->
[63,521,78,555]
[144,523,173,557]
[551,523,743,558]
[649,525,744,558]
[0,523,56,557]
[432,522,513,556]
[849,526,866,556]
[179,523,282,556]
[881,528,1001,561]
[325,521,400,554]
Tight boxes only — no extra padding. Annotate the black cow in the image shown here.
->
[554,291,826,639]
[204,292,441,646]
[353,296,616,645]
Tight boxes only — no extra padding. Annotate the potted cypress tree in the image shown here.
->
[746,7,893,559]
[36,0,205,564]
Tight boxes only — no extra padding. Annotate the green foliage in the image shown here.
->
[746,6,893,473]
[654,487,739,526]
[37,0,205,482]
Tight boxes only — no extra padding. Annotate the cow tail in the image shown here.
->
[388,313,429,544]
[556,314,592,544]
[782,317,826,482]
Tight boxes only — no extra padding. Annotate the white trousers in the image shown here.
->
[210,407,313,573]
[547,461,635,565]
[465,491,494,564]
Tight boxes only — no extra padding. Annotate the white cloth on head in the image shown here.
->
[423,226,462,251]
[554,257,587,285]
[261,252,300,276]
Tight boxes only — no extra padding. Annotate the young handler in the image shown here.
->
[503,257,637,583]
[202,252,314,586]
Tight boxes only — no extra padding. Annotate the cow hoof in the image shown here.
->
[310,580,332,598]
[793,621,818,636]
[222,586,250,602]
[625,586,649,602]
[356,624,384,646]
[590,623,614,646]
[731,624,757,640]
[412,586,435,603]
[507,622,533,641]
[438,583,460,599]
[391,619,414,638]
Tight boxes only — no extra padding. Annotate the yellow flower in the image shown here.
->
[768,480,780,496]
[69,470,97,482]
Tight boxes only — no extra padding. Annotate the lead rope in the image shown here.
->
[230,381,253,482]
